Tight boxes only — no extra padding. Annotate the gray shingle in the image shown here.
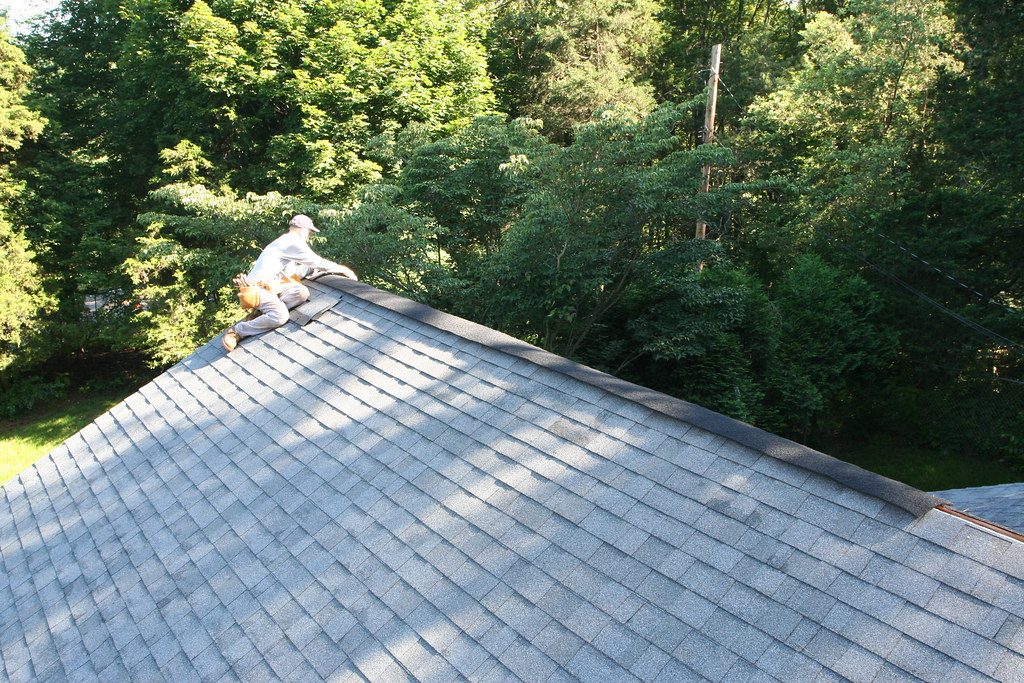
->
[995,543,1024,582]
[568,644,638,683]
[803,627,850,669]
[627,603,691,654]
[755,640,796,679]
[538,584,611,643]
[593,622,650,669]
[908,508,964,548]
[442,633,493,677]
[4,280,1020,683]
[499,636,559,682]
[503,559,555,604]
[722,657,765,683]
[996,614,1024,654]
[938,660,1001,683]
[626,644,669,682]
[839,611,901,661]
[847,581,905,626]
[161,651,199,682]
[936,622,1007,676]
[927,585,999,635]
[682,560,734,603]
[193,645,231,681]
[479,622,517,659]
[533,621,584,667]
[675,630,738,682]
[887,635,956,680]
[995,651,1024,683]
[784,618,820,650]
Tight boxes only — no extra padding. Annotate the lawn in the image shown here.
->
[0,387,136,486]
[825,438,1020,492]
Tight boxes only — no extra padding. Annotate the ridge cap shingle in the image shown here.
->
[313,275,944,518]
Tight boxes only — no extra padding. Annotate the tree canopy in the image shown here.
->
[0,21,48,376]
[5,0,1023,472]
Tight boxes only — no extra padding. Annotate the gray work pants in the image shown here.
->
[234,282,309,338]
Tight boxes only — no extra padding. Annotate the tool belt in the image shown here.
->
[233,274,302,310]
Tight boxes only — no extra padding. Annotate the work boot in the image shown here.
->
[222,328,240,352]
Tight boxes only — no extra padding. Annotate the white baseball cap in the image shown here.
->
[288,214,319,232]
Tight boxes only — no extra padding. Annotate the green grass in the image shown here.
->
[827,437,1021,492]
[0,387,135,486]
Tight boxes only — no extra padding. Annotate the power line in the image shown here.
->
[694,69,745,112]
[714,75,745,111]
[694,78,1017,321]
[910,359,1024,386]
[867,227,1023,319]
[822,231,1024,351]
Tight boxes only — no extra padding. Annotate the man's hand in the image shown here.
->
[315,264,358,281]
[334,265,358,281]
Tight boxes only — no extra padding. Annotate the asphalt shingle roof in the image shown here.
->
[2,276,1023,682]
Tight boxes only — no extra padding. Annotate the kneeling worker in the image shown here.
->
[222,214,357,351]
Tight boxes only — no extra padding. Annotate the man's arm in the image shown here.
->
[282,240,359,280]
[320,263,359,280]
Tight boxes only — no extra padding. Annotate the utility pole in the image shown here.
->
[696,43,722,240]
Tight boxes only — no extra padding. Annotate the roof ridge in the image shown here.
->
[311,275,944,517]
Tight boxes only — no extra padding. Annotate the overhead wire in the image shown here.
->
[821,230,1024,351]
[866,227,1023,319]
[693,67,1023,351]
[714,75,745,111]
[689,68,1024,418]
[910,359,1024,385]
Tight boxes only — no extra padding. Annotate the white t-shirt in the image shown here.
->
[247,231,341,283]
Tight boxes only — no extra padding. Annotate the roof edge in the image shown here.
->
[937,505,1024,543]
[315,276,945,517]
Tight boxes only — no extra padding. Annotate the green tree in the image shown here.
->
[915,0,1024,464]
[0,19,45,188]
[18,0,496,368]
[488,0,663,138]
[591,241,777,424]
[18,1,170,363]
[468,101,735,355]
[110,0,495,198]
[0,218,50,373]
[655,0,807,102]
[0,20,49,375]
[742,0,962,242]
[765,254,895,437]
[398,116,553,272]
[737,0,1024,466]
[317,184,452,298]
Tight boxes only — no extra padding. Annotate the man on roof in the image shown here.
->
[222,214,358,352]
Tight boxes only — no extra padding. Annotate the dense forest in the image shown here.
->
[1,0,1021,473]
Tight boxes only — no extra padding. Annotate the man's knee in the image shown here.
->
[281,283,310,309]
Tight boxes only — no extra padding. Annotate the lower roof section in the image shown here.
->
[935,483,1024,536]
[1,279,1022,682]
